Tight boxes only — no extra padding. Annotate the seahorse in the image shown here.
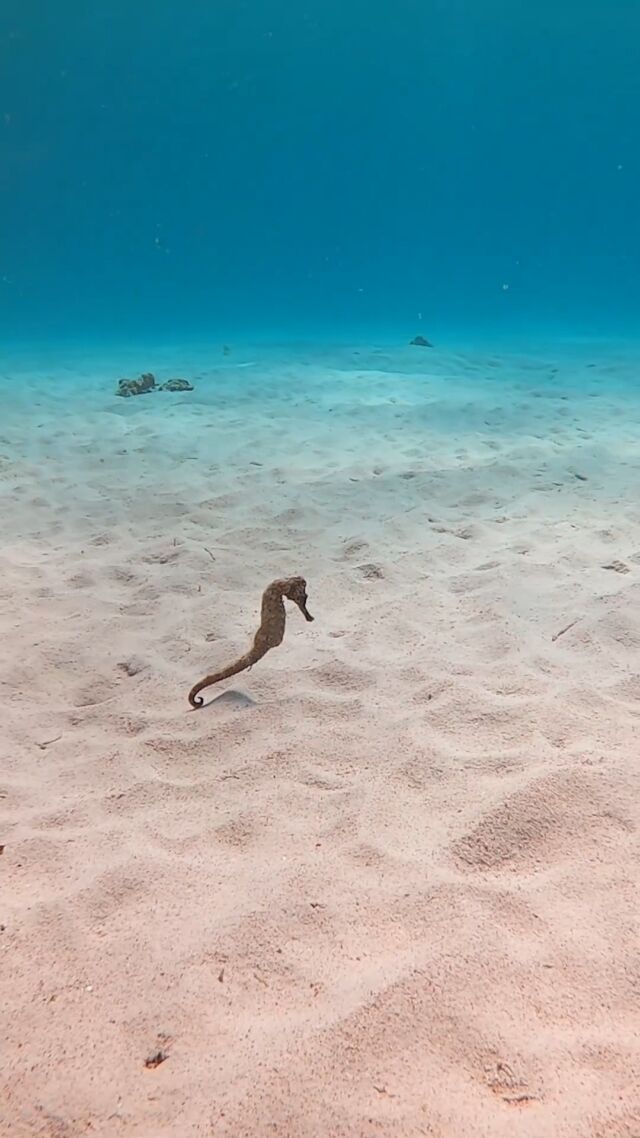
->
[188,576,314,708]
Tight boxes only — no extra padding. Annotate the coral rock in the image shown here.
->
[116,373,156,398]
[160,378,194,392]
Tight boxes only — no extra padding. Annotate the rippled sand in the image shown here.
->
[2,341,639,1137]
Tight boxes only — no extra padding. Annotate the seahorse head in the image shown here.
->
[283,576,314,622]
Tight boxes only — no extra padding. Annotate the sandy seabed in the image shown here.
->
[1,341,639,1137]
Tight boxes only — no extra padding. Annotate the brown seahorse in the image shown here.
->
[188,576,314,708]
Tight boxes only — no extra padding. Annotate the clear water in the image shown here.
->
[2,1,639,346]
[4,8,640,1131]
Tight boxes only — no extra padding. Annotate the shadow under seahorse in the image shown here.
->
[188,576,314,708]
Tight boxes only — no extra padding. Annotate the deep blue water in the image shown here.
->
[1,1,639,346]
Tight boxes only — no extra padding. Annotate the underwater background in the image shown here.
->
[4,5,640,1134]
[2,0,639,347]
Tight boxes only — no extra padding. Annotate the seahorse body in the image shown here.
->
[188,576,313,708]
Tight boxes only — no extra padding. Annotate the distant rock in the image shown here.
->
[410,335,433,348]
[160,378,194,392]
[115,373,194,397]
[116,372,156,397]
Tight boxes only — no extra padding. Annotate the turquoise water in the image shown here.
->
[3,9,640,1127]
[2,1,639,346]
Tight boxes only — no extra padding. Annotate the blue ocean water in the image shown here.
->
[1,1,638,348]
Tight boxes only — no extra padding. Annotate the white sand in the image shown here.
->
[1,342,639,1137]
